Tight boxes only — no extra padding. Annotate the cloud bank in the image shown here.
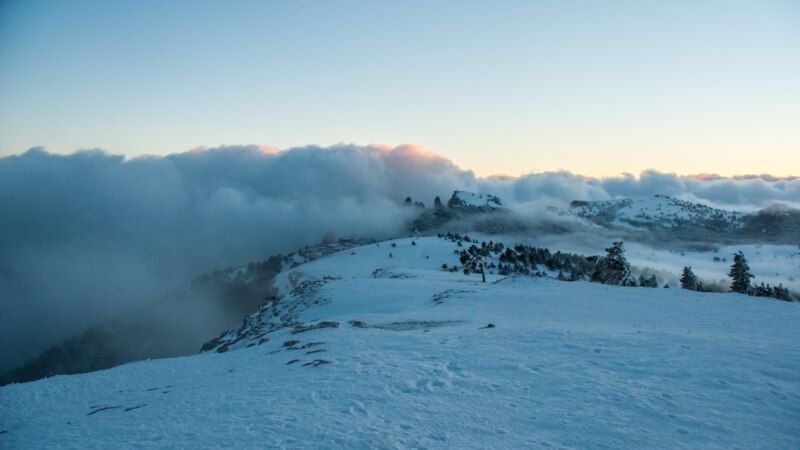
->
[1,144,797,371]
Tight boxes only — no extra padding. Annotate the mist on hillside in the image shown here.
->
[1,144,798,375]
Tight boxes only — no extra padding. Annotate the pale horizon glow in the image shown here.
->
[1,0,799,178]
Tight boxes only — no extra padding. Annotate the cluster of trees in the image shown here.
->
[438,232,491,249]
[438,234,633,285]
[439,232,598,281]
[439,236,649,287]
[497,244,597,280]
[589,245,794,300]
[437,233,796,302]
[681,251,793,301]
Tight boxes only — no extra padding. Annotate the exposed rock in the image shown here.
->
[302,359,332,367]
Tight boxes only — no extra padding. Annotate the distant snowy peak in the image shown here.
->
[447,191,504,209]
[569,195,747,230]
[410,191,510,233]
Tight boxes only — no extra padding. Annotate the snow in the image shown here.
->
[624,242,800,291]
[450,191,503,209]
[570,195,747,229]
[2,237,799,448]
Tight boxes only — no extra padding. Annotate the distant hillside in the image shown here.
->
[0,239,373,386]
[446,191,504,209]
[567,195,800,245]
[410,191,529,234]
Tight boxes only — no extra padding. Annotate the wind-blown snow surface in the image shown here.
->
[2,237,799,449]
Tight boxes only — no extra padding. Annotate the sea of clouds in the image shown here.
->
[1,144,797,371]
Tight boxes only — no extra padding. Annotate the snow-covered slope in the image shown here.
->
[564,195,800,245]
[2,237,799,448]
[624,242,800,292]
[447,191,504,209]
[569,195,747,230]
[411,191,512,233]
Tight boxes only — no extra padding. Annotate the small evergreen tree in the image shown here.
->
[753,283,774,297]
[680,266,702,291]
[728,251,754,294]
[639,274,658,288]
[590,241,635,286]
[773,284,791,301]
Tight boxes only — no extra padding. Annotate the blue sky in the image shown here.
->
[1,0,798,176]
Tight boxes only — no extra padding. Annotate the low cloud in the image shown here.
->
[0,144,796,371]
[479,169,800,211]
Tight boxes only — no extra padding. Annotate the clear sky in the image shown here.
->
[1,0,798,177]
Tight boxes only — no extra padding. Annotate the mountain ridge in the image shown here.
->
[3,191,798,386]
[2,234,798,448]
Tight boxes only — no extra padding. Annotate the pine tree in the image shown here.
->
[753,283,773,297]
[639,274,658,288]
[728,251,754,294]
[680,266,702,291]
[773,284,791,301]
[590,241,635,286]
[433,196,444,209]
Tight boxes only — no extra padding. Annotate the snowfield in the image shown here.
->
[624,243,800,292]
[2,237,799,449]
[568,195,747,229]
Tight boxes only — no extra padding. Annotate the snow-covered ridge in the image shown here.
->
[447,191,503,209]
[410,191,512,233]
[200,236,497,353]
[2,235,799,448]
[569,195,747,229]
[561,195,800,245]
[200,234,797,354]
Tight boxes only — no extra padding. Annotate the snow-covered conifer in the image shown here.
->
[773,284,792,301]
[728,251,754,294]
[590,241,635,286]
[680,267,702,291]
